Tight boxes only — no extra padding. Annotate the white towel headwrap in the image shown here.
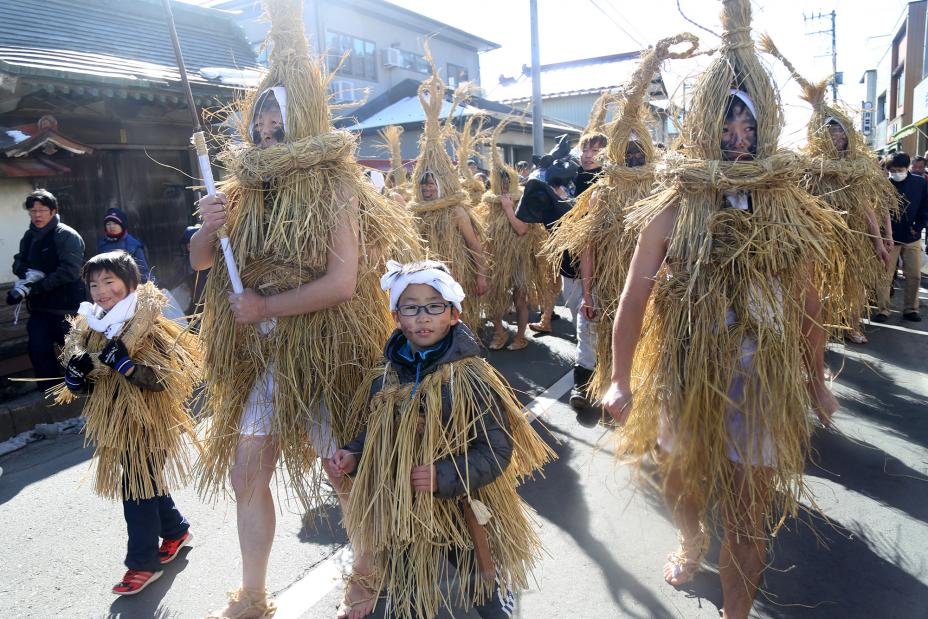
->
[380,260,465,312]
[78,292,138,340]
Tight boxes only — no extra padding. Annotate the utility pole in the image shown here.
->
[529,0,544,154]
[804,10,838,102]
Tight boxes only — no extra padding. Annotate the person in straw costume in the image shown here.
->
[329,259,555,619]
[407,64,489,316]
[543,34,700,422]
[477,121,550,351]
[761,35,896,345]
[189,1,421,616]
[601,2,846,617]
[378,125,410,205]
[54,251,201,595]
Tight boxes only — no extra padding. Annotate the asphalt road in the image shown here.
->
[1,283,926,619]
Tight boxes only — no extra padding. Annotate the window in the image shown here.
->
[398,50,430,74]
[326,31,377,81]
[893,66,905,114]
[447,63,469,87]
[877,92,886,123]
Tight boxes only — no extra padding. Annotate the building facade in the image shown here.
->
[211,0,498,107]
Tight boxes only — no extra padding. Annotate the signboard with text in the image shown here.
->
[913,76,928,126]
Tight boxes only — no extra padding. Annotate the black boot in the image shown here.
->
[569,365,593,411]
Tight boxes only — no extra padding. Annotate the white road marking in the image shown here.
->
[862,319,928,337]
[273,370,574,618]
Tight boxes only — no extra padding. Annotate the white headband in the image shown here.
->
[380,260,465,312]
[251,86,288,133]
[729,88,757,121]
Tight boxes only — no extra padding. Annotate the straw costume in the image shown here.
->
[760,36,897,337]
[197,0,421,508]
[377,125,411,203]
[476,122,549,337]
[543,34,700,400]
[343,262,555,619]
[618,0,848,534]
[53,281,202,501]
[407,67,487,316]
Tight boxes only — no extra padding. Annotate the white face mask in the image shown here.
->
[889,171,908,182]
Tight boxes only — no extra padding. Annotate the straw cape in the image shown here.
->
[761,35,897,336]
[377,124,411,203]
[196,0,421,507]
[344,354,555,619]
[52,282,202,501]
[407,66,486,315]
[476,122,550,318]
[543,33,700,400]
[617,0,849,532]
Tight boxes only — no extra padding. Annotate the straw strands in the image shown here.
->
[52,283,202,500]
[344,357,555,619]
[197,0,422,509]
[616,0,850,534]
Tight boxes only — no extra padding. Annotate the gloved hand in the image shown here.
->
[6,280,31,305]
[23,269,45,284]
[99,339,135,376]
[64,353,94,393]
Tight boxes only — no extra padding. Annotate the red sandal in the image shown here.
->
[159,530,193,564]
[112,569,162,595]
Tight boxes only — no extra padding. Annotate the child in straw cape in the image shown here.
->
[601,2,846,617]
[761,35,896,344]
[189,1,421,616]
[55,251,200,596]
[477,123,549,352]
[407,66,489,316]
[542,34,700,422]
[329,260,555,619]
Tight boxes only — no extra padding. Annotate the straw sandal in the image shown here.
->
[506,335,529,351]
[528,321,551,334]
[845,330,868,344]
[488,331,509,351]
[337,572,379,619]
[206,588,276,619]
[663,531,709,586]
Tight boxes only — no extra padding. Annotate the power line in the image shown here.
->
[587,0,646,48]
[676,0,720,39]
[602,0,651,47]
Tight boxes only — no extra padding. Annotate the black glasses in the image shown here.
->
[397,302,451,317]
[27,207,51,215]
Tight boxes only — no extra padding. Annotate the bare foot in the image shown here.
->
[528,320,551,334]
[662,532,708,587]
[337,573,378,619]
[206,588,275,619]
[812,382,839,427]
[488,330,508,350]
[506,335,528,351]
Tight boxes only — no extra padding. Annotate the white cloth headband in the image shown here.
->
[729,88,757,121]
[251,86,288,133]
[78,291,138,340]
[380,260,465,312]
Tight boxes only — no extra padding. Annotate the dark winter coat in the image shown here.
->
[12,214,85,314]
[344,323,513,498]
[97,207,152,282]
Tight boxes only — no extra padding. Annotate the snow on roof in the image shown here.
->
[486,54,665,103]
[199,67,265,88]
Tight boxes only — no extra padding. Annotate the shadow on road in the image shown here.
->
[104,550,192,618]
[520,414,673,619]
[0,433,91,507]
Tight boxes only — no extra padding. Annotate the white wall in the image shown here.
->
[0,179,33,283]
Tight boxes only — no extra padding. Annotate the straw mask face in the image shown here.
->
[419,172,439,201]
[721,96,757,162]
[827,121,848,153]
[624,142,646,168]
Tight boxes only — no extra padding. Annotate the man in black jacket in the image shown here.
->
[877,152,927,322]
[9,190,86,388]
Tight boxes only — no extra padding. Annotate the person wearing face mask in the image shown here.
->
[876,151,928,322]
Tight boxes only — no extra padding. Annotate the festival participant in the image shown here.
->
[761,36,895,345]
[602,2,845,617]
[96,207,153,283]
[377,125,410,205]
[190,2,421,616]
[543,35,699,422]
[55,251,200,595]
[406,65,488,315]
[478,123,549,351]
[330,259,554,619]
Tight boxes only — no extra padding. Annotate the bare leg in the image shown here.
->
[324,461,377,619]
[801,280,838,426]
[514,287,529,339]
[530,287,556,332]
[659,450,707,585]
[210,436,279,618]
[719,465,772,619]
[488,315,508,350]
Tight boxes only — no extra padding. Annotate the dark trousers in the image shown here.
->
[369,552,514,619]
[122,494,189,572]
[26,311,70,390]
